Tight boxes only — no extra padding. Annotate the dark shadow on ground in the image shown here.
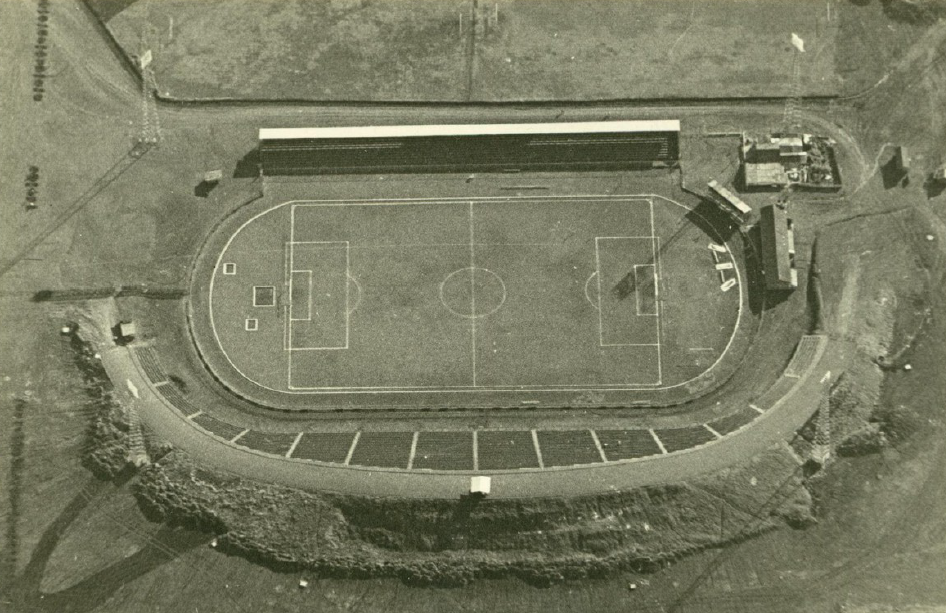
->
[83,0,142,22]
[194,180,217,198]
[233,149,260,179]
[27,526,207,613]
[924,177,946,199]
[881,157,909,189]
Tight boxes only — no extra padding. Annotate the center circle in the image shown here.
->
[439,267,506,319]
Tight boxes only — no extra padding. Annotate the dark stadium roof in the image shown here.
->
[259,120,681,141]
[759,204,796,290]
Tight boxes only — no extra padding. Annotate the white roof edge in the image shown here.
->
[259,120,681,141]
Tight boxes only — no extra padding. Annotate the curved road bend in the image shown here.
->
[102,337,852,500]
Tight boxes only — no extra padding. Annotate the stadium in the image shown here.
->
[100,117,838,495]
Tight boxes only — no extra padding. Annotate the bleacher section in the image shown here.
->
[653,425,717,453]
[784,335,825,378]
[751,376,798,412]
[234,430,298,456]
[289,432,355,463]
[157,383,201,417]
[477,431,541,470]
[596,429,663,461]
[134,346,167,384]
[348,431,414,469]
[709,406,761,436]
[412,431,474,471]
[191,413,247,442]
[536,430,603,467]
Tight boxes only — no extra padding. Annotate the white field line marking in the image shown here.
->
[595,237,605,347]
[188,410,203,420]
[344,432,361,465]
[283,241,291,351]
[472,430,479,471]
[531,430,545,469]
[284,381,668,391]
[210,194,744,396]
[231,429,249,443]
[589,429,608,462]
[469,202,477,387]
[288,271,313,321]
[287,210,297,388]
[653,233,664,386]
[252,286,276,308]
[750,404,764,414]
[407,431,420,469]
[634,264,658,316]
[704,424,723,440]
[286,242,350,355]
[287,329,293,389]
[345,241,351,349]
[650,429,668,454]
[212,197,647,397]
[285,432,303,458]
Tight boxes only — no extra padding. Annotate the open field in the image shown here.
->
[100,0,840,101]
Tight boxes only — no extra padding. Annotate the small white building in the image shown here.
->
[470,476,491,496]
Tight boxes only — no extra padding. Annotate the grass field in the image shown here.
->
[103,0,839,101]
[200,195,741,408]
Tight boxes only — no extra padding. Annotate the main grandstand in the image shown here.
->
[257,120,681,175]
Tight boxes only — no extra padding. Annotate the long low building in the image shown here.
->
[258,120,681,175]
[759,204,798,291]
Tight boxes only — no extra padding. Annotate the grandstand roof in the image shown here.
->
[259,120,681,141]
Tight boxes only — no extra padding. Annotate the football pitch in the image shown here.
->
[201,195,743,408]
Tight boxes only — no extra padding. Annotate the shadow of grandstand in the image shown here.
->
[684,198,739,244]
[233,148,260,179]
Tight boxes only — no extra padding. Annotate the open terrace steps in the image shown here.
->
[536,430,603,467]
[289,432,355,463]
[652,425,718,453]
[134,346,167,385]
[191,413,246,442]
[126,335,828,473]
[234,430,298,456]
[596,429,663,461]
[784,334,824,378]
[348,431,415,469]
[156,382,200,418]
[412,431,474,471]
[477,431,542,470]
[708,406,760,436]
